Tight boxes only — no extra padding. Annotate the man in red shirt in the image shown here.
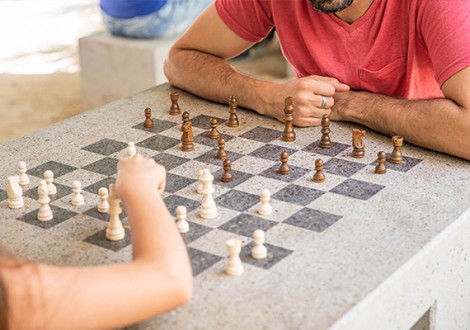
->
[164,0,470,160]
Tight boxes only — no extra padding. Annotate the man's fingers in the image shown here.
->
[309,75,350,92]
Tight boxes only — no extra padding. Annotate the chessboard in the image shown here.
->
[1,85,469,329]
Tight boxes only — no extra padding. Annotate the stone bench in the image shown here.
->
[79,31,178,109]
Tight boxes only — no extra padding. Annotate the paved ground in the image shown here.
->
[0,0,288,143]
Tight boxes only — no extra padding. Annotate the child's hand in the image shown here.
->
[115,154,166,201]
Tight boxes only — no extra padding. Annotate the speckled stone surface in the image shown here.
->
[1,84,470,329]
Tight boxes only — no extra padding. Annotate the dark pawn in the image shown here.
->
[221,159,233,182]
[281,96,296,142]
[312,159,326,183]
[227,95,239,128]
[181,111,190,130]
[278,151,291,175]
[217,138,228,159]
[209,118,220,139]
[375,151,387,174]
[144,107,154,128]
[169,91,181,115]
[319,114,332,149]
[389,136,404,164]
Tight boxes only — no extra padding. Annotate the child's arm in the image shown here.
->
[1,155,193,330]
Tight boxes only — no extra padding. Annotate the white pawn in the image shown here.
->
[199,169,217,219]
[44,170,57,195]
[225,238,243,276]
[37,180,53,221]
[176,205,189,233]
[258,189,272,216]
[127,142,136,158]
[97,187,109,213]
[196,169,204,194]
[71,180,85,206]
[106,184,125,241]
[17,161,29,186]
[7,175,24,209]
[251,229,267,259]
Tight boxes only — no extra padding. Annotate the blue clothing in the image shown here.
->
[100,0,168,19]
[101,0,212,39]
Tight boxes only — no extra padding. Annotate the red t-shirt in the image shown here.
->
[215,0,470,99]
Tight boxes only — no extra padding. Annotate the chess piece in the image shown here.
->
[143,107,154,128]
[196,169,204,194]
[181,121,194,151]
[352,129,366,158]
[225,238,243,276]
[37,180,53,221]
[71,180,85,206]
[319,114,332,149]
[312,159,326,183]
[389,136,404,164]
[127,142,136,157]
[278,151,291,175]
[7,175,24,209]
[17,161,29,186]
[217,138,228,159]
[251,229,267,259]
[106,184,125,241]
[176,205,189,233]
[199,169,217,219]
[44,170,57,195]
[209,118,220,139]
[169,91,181,115]
[181,111,190,130]
[227,95,239,127]
[281,96,296,142]
[375,151,387,174]
[221,159,233,183]
[98,187,109,213]
[258,189,272,216]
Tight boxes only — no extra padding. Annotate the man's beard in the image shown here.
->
[310,0,354,13]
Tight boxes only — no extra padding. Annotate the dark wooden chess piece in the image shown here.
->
[312,159,326,183]
[221,159,233,182]
[143,107,154,128]
[389,136,404,164]
[217,138,228,159]
[209,118,220,139]
[319,114,332,149]
[181,121,194,151]
[181,111,190,130]
[352,128,366,158]
[169,91,181,115]
[281,96,296,142]
[375,151,387,174]
[227,95,239,128]
[278,151,291,175]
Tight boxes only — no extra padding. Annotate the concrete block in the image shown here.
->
[79,31,178,109]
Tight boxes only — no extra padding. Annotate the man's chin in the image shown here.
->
[310,0,354,14]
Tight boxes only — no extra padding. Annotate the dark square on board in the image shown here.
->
[17,205,78,229]
[187,247,223,276]
[23,182,71,201]
[219,213,278,237]
[212,168,254,189]
[82,157,119,177]
[132,118,178,134]
[259,164,310,183]
[82,138,128,156]
[152,153,190,171]
[180,222,213,244]
[165,173,196,194]
[323,158,367,177]
[330,178,385,200]
[272,184,325,206]
[190,115,227,130]
[136,135,180,152]
[83,177,116,195]
[240,127,282,143]
[215,190,259,212]
[249,144,298,162]
[303,140,350,157]
[164,195,201,217]
[240,242,293,269]
[83,228,132,252]
[369,154,423,172]
[82,206,128,222]
[194,149,244,167]
[27,161,77,178]
[0,189,7,202]
[193,132,235,147]
[283,208,342,232]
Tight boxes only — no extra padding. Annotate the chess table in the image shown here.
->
[1,84,470,329]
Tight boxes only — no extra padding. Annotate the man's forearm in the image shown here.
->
[332,91,470,160]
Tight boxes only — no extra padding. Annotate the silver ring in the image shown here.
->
[320,95,328,109]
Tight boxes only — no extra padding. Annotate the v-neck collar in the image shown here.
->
[327,0,381,33]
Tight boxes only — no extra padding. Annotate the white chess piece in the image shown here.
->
[199,169,217,219]
[37,180,53,221]
[127,142,136,157]
[71,180,85,206]
[43,170,57,195]
[225,238,243,276]
[106,184,125,241]
[17,161,29,186]
[251,229,267,259]
[196,169,204,194]
[258,189,272,216]
[97,187,109,213]
[7,175,24,209]
[176,205,189,233]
